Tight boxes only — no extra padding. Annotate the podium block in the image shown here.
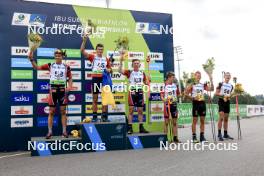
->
[126,133,167,149]
[81,122,127,152]
[30,136,82,156]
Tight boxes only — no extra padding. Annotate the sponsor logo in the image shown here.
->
[71,71,81,80]
[128,62,145,70]
[37,59,54,66]
[11,82,33,91]
[37,94,49,103]
[147,52,163,61]
[135,22,149,34]
[86,105,102,114]
[37,117,58,127]
[11,106,33,115]
[150,73,164,83]
[108,104,125,113]
[66,60,81,69]
[135,22,161,34]
[37,48,56,57]
[149,63,163,71]
[85,50,96,55]
[115,124,124,133]
[85,71,92,80]
[62,49,81,58]
[85,94,101,103]
[37,105,55,115]
[11,93,33,103]
[113,93,125,102]
[68,94,82,103]
[111,72,125,80]
[71,82,82,91]
[11,118,33,128]
[37,70,50,79]
[67,105,82,114]
[29,14,47,27]
[108,115,126,123]
[67,116,82,125]
[11,13,30,26]
[85,60,92,69]
[148,23,161,34]
[11,70,33,79]
[149,93,162,101]
[37,81,49,92]
[11,58,32,68]
[111,60,124,70]
[150,114,164,122]
[11,47,29,56]
[128,52,144,60]
[151,103,164,113]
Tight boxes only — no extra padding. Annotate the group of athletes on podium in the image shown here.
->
[27,36,234,143]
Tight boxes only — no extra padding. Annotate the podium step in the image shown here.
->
[30,136,82,156]
[81,122,127,152]
[126,133,167,149]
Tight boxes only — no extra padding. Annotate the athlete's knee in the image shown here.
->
[129,108,134,115]
[60,109,66,116]
[200,117,205,124]
[49,108,55,116]
[137,108,143,114]
[92,94,98,102]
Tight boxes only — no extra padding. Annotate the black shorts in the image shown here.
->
[164,102,178,119]
[49,86,67,107]
[192,101,206,117]
[128,89,144,107]
[218,98,230,113]
[92,77,102,94]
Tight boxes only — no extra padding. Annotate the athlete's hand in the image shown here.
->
[82,34,89,41]
[66,87,72,92]
[120,50,127,61]
[106,68,112,73]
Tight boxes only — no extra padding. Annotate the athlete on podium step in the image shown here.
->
[118,51,149,134]
[28,49,73,139]
[81,35,112,122]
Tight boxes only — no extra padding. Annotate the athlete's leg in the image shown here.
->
[46,107,55,138]
[200,116,205,133]
[128,106,134,134]
[172,117,178,138]
[164,118,169,134]
[192,117,198,135]
[60,105,67,132]
[199,116,207,142]
[223,113,229,131]
[92,93,99,121]
[137,107,143,123]
[102,105,108,122]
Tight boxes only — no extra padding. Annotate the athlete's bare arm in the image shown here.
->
[118,52,125,75]
[80,36,89,58]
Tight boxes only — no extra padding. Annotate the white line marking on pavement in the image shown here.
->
[0,152,29,159]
